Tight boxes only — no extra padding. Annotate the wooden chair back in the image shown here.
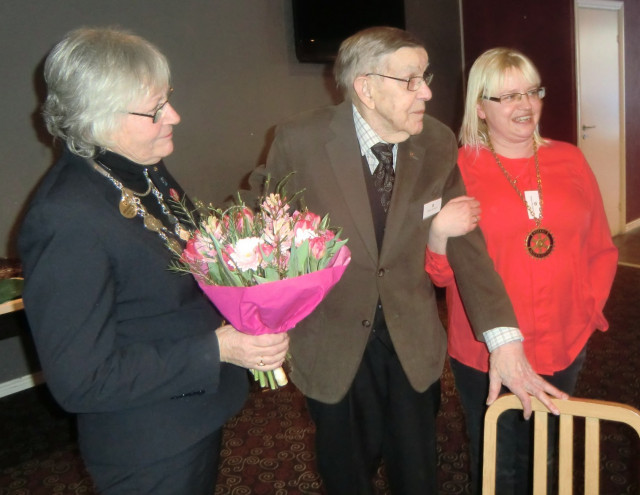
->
[482,394,640,494]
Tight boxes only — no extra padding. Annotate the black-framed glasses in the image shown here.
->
[366,70,434,91]
[128,88,174,123]
[483,87,546,104]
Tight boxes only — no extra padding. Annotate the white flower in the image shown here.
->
[229,237,262,271]
[294,228,317,247]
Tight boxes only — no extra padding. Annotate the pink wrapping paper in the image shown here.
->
[198,246,351,335]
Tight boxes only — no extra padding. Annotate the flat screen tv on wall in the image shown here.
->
[292,0,406,63]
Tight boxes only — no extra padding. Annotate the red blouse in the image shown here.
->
[425,141,618,373]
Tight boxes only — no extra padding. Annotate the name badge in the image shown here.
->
[423,198,442,219]
[524,190,541,219]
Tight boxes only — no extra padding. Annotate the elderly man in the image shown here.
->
[249,27,565,494]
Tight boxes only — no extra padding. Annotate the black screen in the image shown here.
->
[292,0,406,63]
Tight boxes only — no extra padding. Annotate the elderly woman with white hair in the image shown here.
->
[18,27,288,494]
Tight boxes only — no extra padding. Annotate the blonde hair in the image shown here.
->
[459,47,545,148]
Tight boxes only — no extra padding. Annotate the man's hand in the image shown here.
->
[487,341,569,419]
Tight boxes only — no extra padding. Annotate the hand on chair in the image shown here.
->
[487,341,569,419]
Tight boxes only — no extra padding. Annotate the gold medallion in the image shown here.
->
[525,228,554,258]
[489,140,553,260]
[119,194,138,219]
[93,161,183,256]
[143,215,163,233]
[166,238,182,254]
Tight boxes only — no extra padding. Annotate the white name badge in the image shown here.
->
[524,190,541,219]
[423,198,442,219]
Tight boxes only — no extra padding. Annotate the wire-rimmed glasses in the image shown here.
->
[128,88,174,123]
[483,87,546,104]
[366,70,434,91]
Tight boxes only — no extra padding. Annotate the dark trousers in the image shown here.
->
[450,348,587,495]
[307,326,441,495]
[86,428,222,494]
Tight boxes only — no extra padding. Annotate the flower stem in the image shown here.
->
[250,367,288,390]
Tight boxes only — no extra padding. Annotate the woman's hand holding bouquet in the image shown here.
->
[216,324,289,372]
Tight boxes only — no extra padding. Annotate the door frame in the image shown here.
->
[575,0,627,233]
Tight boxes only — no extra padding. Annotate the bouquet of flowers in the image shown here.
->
[169,175,351,389]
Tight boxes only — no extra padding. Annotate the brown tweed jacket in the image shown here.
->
[251,101,517,404]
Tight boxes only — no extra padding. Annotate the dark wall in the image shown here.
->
[405,0,464,132]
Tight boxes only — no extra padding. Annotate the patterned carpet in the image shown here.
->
[0,265,638,494]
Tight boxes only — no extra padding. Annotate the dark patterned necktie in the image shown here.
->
[371,142,395,213]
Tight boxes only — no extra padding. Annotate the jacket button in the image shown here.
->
[362,320,371,327]
[378,268,385,277]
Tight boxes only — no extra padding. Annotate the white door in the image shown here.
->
[576,0,625,235]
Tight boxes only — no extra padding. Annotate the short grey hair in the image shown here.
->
[43,27,171,158]
[459,47,545,148]
[334,26,424,101]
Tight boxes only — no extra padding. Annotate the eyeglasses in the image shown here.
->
[128,88,174,123]
[366,70,434,91]
[483,87,546,104]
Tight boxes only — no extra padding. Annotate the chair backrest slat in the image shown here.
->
[584,417,600,495]
[533,411,549,495]
[558,414,574,495]
[482,394,640,494]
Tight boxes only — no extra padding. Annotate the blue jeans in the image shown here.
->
[450,347,586,495]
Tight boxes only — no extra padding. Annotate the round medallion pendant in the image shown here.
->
[143,215,163,233]
[525,228,554,258]
[119,194,138,219]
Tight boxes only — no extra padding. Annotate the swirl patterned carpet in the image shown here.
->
[1,265,639,494]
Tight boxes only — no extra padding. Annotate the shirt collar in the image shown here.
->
[352,105,397,173]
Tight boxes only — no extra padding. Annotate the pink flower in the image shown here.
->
[229,237,262,271]
[192,232,218,261]
[233,207,254,232]
[169,188,181,202]
[222,244,236,271]
[321,230,336,242]
[293,211,321,231]
[293,211,322,247]
[263,216,294,250]
[262,193,289,217]
[258,242,275,260]
[182,237,200,264]
[181,237,209,278]
[309,237,327,259]
[203,215,224,240]
[294,228,317,247]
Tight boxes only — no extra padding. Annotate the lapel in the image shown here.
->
[380,137,426,259]
[325,102,379,264]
